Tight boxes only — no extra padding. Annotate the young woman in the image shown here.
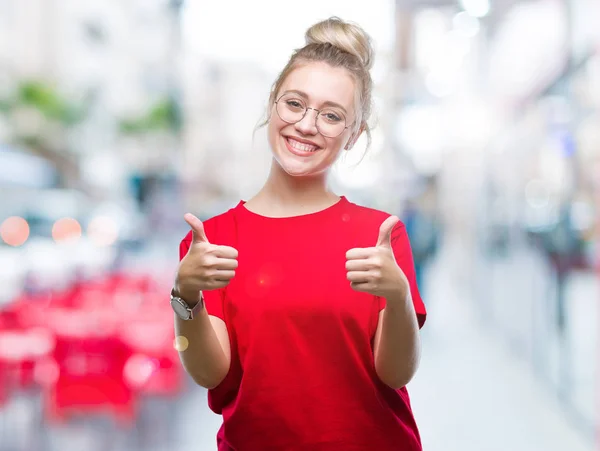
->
[172,17,427,451]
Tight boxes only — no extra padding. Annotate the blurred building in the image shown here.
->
[180,58,272,213]
[0,0,184,199]
[391,0,600,439]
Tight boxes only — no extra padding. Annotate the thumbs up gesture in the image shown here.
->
[175,213,239,303]
[345,216,408,300]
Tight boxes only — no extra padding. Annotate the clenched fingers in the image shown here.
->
[345,259,379,272]
[346,270,376,283]
[212,257,238,270]
[214,269,236,281]
[346,248,376,260]
[211,245,239,259]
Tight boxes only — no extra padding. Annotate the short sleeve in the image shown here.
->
[378,222,427,329]
[178,236,225,321]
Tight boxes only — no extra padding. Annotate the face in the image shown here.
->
[267,61,358,178]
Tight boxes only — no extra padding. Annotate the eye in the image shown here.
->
[321,111,343,123]
[285,99,305,110]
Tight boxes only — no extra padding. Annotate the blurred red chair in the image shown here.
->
[42,309,136,427]
[120,310,184,397]
[0,308,56,393]
[0,269,181,431]
[0,360,8,408]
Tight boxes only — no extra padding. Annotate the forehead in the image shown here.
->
[279,62,356,111]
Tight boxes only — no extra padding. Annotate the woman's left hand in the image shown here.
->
[345,216,409,302]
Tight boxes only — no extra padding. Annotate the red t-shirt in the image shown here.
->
[179,196,427,451]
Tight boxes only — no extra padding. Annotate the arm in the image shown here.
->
[373,291,421,389]
[346,216,426,390]
[174,214,237,390]
[173,296,230,389]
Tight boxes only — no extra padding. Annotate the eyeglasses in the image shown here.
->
[274,93,350,138]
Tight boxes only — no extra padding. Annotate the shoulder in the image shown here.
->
[343,200,409,249]
[345,199,406,231]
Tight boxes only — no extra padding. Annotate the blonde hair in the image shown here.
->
[258,17,375,150]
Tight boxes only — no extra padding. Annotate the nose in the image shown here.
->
[294,108,319,135]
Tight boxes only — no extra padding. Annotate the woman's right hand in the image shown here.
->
[174,213,239,304]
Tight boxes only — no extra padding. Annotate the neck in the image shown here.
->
[249,159,340,213]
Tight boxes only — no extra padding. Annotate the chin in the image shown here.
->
[276,158,323,178]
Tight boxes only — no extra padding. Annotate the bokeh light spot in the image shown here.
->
[173,335,189,352]
[34,357,60,386]
[0,216,30,246]
[52,217,82,242]
[124,354,159,387]
[87,216,119,246]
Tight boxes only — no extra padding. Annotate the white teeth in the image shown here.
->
[287,138,318,152]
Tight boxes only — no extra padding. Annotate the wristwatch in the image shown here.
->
[170,288,204,320]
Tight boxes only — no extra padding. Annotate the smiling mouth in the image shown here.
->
[285,137,320,153]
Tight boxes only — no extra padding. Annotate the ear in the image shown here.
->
[345,122,366,151]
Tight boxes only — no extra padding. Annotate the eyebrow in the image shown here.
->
[282,90,348,114]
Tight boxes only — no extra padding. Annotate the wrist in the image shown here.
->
[173,284,203,307]
[383,282,410,309]
[171,288,205,320]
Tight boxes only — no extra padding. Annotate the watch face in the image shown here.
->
[171,299,191,319]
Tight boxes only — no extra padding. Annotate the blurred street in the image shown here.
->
[411,240,594,451]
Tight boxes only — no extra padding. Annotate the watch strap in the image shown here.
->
[189,291,205,319]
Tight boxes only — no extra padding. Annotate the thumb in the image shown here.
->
[184,213,209,244]
[376,215,399,248]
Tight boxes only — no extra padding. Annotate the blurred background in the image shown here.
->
[0,0,598,450]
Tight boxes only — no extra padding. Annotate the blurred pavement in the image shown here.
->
[409,241,593,451]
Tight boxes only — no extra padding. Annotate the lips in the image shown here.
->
[284,136,320,153]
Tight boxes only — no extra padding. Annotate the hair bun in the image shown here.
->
[305,17,374,71]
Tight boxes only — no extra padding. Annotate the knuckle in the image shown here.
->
[203,256,218,268]
[199,269,214,280]
[191,242,210,255]
[204,244,219,255]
